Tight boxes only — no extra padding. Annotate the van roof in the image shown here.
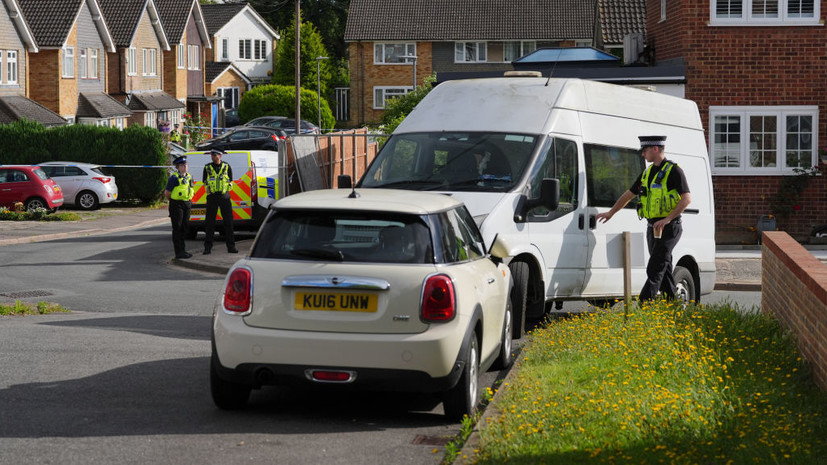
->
[395,78,703,135]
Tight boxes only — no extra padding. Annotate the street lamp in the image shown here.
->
[316,56,328,131]
[402,54,417,91]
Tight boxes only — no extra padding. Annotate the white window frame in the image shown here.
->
[373,43,416,64]
[661,0,667,21]
[221,38,229,61]
[373,86,413,109]
[502,41,536,62]
[79,49,87,79]
[454,42,487,63]
[148,48,157,75]
[709,105,818,175]
[218,87,240,109]
[62,47,74,78]
[142,48,148,76]
[177,44,186,69]
[710,0,819,25]
[254,39,267,60]
[239,39,251,60]
[127,47,137,75]
[89,49,98,79]
[187,45,199,70]
[7,50,18,84]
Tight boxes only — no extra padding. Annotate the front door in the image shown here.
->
[527,137,589,298]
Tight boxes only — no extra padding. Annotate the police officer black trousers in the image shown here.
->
[639,219,682,301]
[204,193,236,253]
[169,200,191,258]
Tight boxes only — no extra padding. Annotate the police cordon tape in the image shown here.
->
[1,164,281,168]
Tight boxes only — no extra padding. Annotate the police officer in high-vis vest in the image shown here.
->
[595,136,692,301]
[164,156,194,259]
[202,149,237,254]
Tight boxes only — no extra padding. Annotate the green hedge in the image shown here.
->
[0,120,167,203]
[238,84,335,130]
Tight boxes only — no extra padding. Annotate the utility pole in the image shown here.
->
[316,56,328,131]
[294,0,301,133]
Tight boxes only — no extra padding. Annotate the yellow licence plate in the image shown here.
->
[295,292,378,313]
[191,208,206,215]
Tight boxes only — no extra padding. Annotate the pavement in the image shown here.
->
[2,206,827,289]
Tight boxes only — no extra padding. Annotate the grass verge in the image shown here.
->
[0,300,70,316]
[470,300,827,464]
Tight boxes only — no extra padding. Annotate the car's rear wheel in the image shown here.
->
[492,298,514,370]
[76,190,99,210]
[508,261,529,340]
[210,350,251,410]
[24,197,47,211]
[443,334,480,422]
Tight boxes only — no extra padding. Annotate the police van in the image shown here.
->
[185,150,282,237]
[356,77,716,337]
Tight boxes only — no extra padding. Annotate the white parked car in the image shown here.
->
[211,188,514,420]
[38,162,118,210]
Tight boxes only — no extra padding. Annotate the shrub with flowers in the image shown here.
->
[182,112,211,147]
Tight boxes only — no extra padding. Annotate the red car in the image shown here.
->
[0,165,64,211]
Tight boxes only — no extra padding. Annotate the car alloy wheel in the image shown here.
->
[443,334,480,421]
[77,191,99,210]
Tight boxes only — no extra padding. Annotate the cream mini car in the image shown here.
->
[211,188,514,420]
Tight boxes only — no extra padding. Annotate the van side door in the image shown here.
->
[581,144,648,297]
[526,137,589,298]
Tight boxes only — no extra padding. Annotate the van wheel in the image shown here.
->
[674,266,697,304]
[443,335,479,422]
[508,261,529,340]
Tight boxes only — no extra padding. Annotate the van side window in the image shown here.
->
[584,144,644,208]
[528,137,579,221]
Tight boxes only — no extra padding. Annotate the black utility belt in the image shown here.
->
[647,217,681,226]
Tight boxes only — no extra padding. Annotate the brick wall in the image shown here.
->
[646,0,827,244]
[761,231,827,391]
[347,41,433,126]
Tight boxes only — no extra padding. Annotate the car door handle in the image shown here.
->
[578,214,585,230]
[488,278,495,284]
[589,215,597,230]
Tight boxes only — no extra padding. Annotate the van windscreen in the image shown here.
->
[360,132,537,192]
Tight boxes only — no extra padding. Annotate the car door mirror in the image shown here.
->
[513,178,560,223]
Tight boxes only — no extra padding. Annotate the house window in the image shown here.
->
[503,41,536,62]
[373,86,412,109]
[142,49,157,76]
[254,40,267,60]
[79,49,87,78]
[239,39,251,59]
[218,87,240,109]
[90,49,98,78]
[177,44,186,68]
[62,47,74,78]
[221,38,229,60]
[709,106,818,174]
[127,47,137,75]
[373,43,416,64]
[6,50,17,84]
[455,42,487,63]
[187,45,199,70]
[711,0,818,24]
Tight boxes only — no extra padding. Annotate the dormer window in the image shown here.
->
[711,0,818,25]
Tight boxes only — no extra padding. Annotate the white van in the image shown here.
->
[185,150,283,236]
[357,77,716,337]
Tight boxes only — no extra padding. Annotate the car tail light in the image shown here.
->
[421,274,455,322]
[223,267,252,314]
[43,185,54,195]
[93,176,111,184]
[306,370,356,383]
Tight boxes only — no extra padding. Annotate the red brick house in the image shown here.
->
[646,0,827,243]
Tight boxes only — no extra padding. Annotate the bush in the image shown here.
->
[238,84,335,130]
[0,120,167,203]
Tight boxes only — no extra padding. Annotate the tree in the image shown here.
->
[246,0,350,60]
[271,16,335,117]
[238,84,335,130]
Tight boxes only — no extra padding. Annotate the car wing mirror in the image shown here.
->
[513,178,560,223]
[487,233,510,260]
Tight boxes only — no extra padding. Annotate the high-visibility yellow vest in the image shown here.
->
[206,163,230,195]
[637,161,681,219]
[170,172,194,201]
